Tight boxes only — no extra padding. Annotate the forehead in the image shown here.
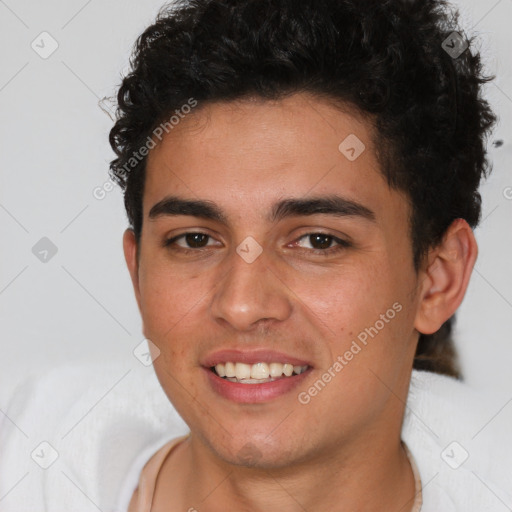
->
[143,93,408,227]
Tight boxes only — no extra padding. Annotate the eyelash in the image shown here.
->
[163,232,352,256]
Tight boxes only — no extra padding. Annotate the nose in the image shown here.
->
[210,247,293,332]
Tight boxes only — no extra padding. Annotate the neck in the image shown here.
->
[156,430,417,512]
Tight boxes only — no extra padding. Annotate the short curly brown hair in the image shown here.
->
[109,0,497,379]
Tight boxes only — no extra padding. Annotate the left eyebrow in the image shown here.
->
[148,195,376,225]
[269,196,376,223]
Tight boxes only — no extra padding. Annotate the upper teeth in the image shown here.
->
[214,362,308,380]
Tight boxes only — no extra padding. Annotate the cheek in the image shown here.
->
[138,265,206,399]
[286,260,393,334]
[138,261,205,335]
[291,260,413,372]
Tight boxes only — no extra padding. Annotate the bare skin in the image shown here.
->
[124,92,478,511]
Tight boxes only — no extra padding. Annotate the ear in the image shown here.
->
[123,228,142,314]
[414,218,478,335]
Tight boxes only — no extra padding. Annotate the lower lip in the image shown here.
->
[204,367,311,403]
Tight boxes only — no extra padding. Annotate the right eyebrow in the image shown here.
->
[149,197,228,223]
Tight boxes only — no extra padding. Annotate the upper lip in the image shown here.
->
[202,349,312,368]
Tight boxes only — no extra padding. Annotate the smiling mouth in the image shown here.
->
[211,362,310,384]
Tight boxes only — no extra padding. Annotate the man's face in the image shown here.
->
[127,93,424,468]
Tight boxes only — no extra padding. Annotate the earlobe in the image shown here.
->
[414,219,478,335]
[123,228,142,312]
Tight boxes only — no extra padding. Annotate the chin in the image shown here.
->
[206,433,300,470]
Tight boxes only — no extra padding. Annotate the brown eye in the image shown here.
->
[308,234,334,249]
[183,233,209,248]
[294,232,351,255]
[163,232,217,250]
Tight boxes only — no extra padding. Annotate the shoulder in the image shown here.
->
[0,361,188,512]
[403,369,512,510]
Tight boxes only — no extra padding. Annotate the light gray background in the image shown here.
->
[1,0,511,408]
